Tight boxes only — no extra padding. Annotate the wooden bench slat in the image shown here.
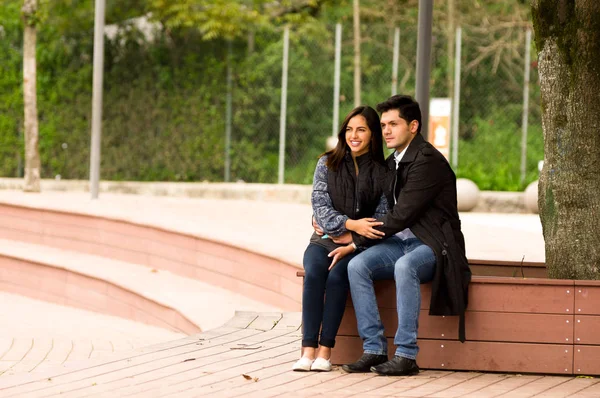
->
[332,337,573,375]
[338,309,573,344]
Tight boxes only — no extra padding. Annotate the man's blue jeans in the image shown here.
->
[347,236,436,360]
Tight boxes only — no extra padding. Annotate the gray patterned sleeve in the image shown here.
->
[311,156,348,236]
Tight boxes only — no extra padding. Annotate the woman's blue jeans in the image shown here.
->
[347,236,436,359]
[301,243,358,348]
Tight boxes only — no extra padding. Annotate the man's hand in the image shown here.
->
[331,232,352,244]
[328,244,356,270]
[312,216,324,236]
[346,218,385,239]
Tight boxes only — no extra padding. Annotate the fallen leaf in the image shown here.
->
[242,374,252,380]
[253,377,259,382]
[183,358,196,363]
[151,269,158,273]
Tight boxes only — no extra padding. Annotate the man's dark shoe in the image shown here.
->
[370,356,419,376]
[341,353,388,373]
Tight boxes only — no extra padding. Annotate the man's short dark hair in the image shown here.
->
[376,95,422,133]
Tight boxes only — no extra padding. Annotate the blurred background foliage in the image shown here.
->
[0,0,542,190]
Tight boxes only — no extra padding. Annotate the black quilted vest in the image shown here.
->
[327,151,389,224]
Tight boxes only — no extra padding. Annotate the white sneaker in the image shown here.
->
[292,357,314,372]
[311,357,332,372]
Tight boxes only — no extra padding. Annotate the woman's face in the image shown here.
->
[345,115,372,157]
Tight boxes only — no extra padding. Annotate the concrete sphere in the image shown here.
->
[326,136,338,151]
[456,178,480,212]
[524,180,539,214]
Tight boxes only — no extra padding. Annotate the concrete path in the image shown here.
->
[0,190,545,264]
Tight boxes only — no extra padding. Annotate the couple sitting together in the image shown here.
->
[294,95,471,376]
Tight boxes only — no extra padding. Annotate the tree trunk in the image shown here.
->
[22,0,41,193]
[353,0,361,107]
[531,0,600,279]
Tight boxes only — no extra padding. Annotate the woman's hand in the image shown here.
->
[346,218,385,239]
[312,216,324,236]
[328,244,356,270]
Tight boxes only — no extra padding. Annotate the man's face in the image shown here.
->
[380,109,418,152]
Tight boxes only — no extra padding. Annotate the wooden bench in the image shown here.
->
[297,259,600,376]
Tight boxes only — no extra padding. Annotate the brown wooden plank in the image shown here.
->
[468,281,574,314]
[469,264,547,278]
[471,276,573,286]
[332,337,574,375]
[574,345,600,376]
[341,278,573,313]
[575,283,600,315]
[339,308,573,344]
[296,258,547,279]
[574,315,600,345]
[418,340,573,375]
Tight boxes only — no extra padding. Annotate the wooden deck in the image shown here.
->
[1,312,599,398]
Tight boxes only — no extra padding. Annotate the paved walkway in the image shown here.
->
[1,312,599,398]
[0,292,185,378]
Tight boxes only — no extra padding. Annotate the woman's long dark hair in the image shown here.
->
[323,106,385,171]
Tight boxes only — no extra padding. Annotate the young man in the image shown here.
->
[328,95,471,376]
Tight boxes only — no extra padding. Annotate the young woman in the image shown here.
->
[293,106,390,372]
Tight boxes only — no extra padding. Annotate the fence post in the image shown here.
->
[224,41,233,182]
[353,0,361,106]
[391,27,400,96]
[451,26,462,170]
[278,26,290,185]
[332,23,342,137]
[520,29,532,185]
[90,0,106,199]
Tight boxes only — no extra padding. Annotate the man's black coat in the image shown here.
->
[353,133,471,341]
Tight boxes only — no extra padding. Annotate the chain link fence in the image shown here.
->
[0,11,542,190]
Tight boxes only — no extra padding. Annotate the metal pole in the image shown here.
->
[353,0,361,106]
[415,0,433,140]
[90,0,106,199]
[391,27,400,96]
[332,23,342,137]
[17,128,22,177]
[278,26,289,185]
[520,29,532,185]
[224,41,233,182]
[451,27,462,169]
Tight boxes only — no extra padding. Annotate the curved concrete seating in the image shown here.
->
[0,202,302,315]
[0,239,279,334]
